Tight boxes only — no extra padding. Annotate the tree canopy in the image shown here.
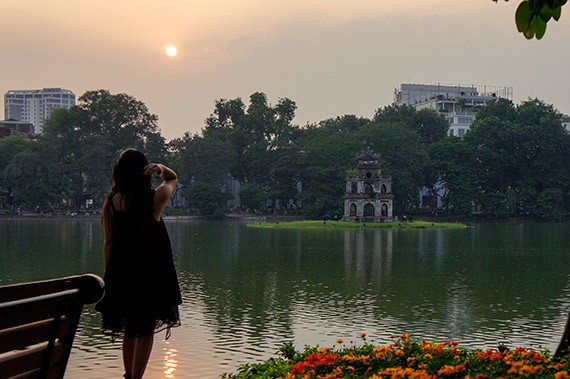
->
[2,89,569,221]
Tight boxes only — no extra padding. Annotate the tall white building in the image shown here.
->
[394,83,513,137]
[4,88,76,134]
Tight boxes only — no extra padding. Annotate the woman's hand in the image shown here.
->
[144,163,163,178]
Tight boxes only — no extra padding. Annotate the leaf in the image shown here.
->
[528,0,537,11]
[552,5,562,19]
[531,14,547,38]
[524,24,535,39]
[540,4,553,21]
[516,1,533,32]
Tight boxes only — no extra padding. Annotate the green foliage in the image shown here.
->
[5,87,570,222]
[239,183,266,213]
[461,98,570,219]
[495,0,567,39]
[296,124,360,219]
[5,142,79,211]
[535,187,568,220]
[0,136,33,203]
[185,181,230,218]
[374,104,448,144]
[428,138,479,216]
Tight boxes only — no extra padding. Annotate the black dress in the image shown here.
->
[96,192,182,338]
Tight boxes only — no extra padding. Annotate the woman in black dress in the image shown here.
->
[96,148,182,379]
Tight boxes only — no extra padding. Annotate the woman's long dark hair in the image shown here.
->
[102,148,153,233]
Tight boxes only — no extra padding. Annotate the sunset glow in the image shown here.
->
[165,45,177,57]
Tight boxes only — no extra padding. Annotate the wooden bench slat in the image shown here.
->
[0,341,65,378]
[0,300,80,330]
[0,317,72,355]
[0,274,104,379]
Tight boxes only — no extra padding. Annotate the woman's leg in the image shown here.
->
[122,337,136,377]
[129,334,154,379]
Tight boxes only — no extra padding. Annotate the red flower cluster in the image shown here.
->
[291,352,339,375]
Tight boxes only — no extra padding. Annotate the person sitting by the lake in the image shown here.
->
[95,148,182,379]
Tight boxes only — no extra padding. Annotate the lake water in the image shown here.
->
[1,219,570,378]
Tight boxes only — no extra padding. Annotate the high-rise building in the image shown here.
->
[394,83,513,137]
[4,88,76,134]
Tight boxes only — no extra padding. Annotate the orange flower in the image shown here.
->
[336,338,344,345]
[360,332,367,338]
[401,333,410,341]
[555,371,569,379]
[437,365,456,376]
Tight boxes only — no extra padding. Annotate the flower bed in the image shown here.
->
[222,334,570,378]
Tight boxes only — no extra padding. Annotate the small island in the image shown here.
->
[248,220,466,229]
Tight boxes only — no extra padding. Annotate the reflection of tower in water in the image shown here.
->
[343,229,393,288]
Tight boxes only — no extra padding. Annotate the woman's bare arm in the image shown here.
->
[144,163,178,221]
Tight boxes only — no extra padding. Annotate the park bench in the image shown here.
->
[555,312,570,360]
[0,274,104,379]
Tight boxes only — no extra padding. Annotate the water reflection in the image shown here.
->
[1,220,570,378]
[162,343,178,378]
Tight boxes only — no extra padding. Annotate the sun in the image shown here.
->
[165,45,177,57]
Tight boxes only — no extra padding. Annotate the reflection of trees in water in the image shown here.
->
[168,222,570,347]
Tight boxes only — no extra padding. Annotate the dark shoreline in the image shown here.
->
[0,213,553,224]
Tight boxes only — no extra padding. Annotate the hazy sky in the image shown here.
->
[2,1,569,141]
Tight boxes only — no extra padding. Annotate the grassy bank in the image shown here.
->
[248,220,466,229]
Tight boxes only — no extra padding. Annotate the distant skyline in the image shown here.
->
[2,1,569,141]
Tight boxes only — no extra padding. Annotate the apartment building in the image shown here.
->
[4,88,76,134]
[394,83,513,137]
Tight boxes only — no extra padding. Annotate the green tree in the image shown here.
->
[239,183,267,213]
[203,92,300,210]
[374,104,449,145]
[428,137,480,216]
[5,142,77,212]
[186,181,229,219]
[464,98,570,219]
[42,108,85,207]
[72,90,167,204]
[297,121,361,218]
[358,122,430,214]
[171,132,238,217]
[0,136,33,206]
